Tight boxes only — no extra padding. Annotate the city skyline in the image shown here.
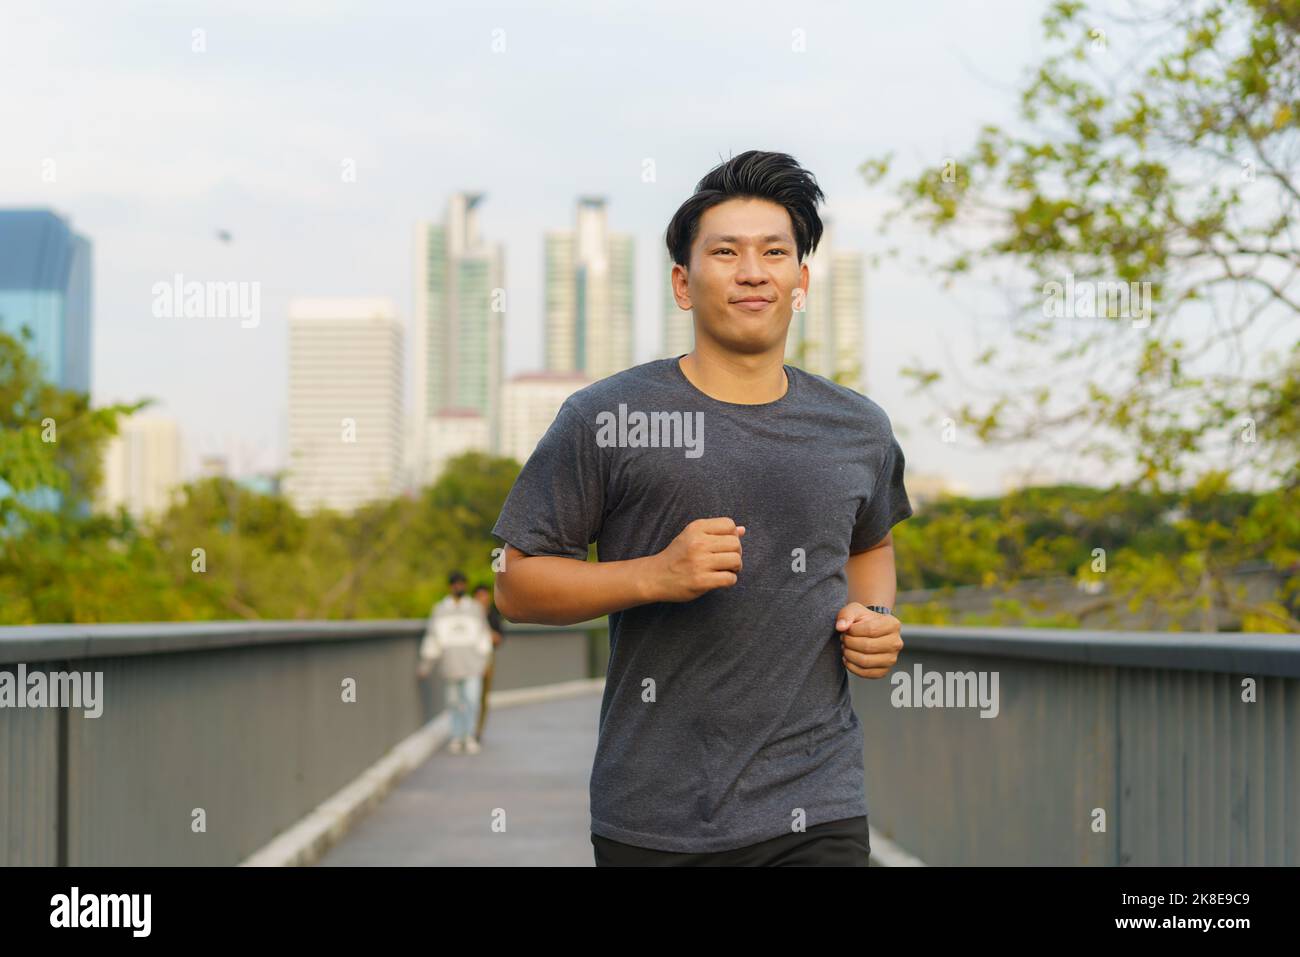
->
[0,190,1047,512]
[1,0,1082,496]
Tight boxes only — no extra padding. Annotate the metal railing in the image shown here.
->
[0,619,605,865]
[854,625,1300,865]
[3,619,1295,865]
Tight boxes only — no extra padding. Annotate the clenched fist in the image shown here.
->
[648,516,746,602]
[835,602,903,678]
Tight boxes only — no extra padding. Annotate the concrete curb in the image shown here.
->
[240,711,452,867]
[869,827,927,866]
[487,677,605,708]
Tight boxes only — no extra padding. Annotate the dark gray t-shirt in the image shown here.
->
[491,355,913,852]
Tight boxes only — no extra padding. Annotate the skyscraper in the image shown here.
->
[545,197,633,381]
[0,209,92,394]
[661,246,693,359]
[425,409,490,483]
[411,193,504,483]
[829,248,865,393]
[285,298,403,514]
[500,371,591,465]
[787,218,865,394]
[96,414,183,521]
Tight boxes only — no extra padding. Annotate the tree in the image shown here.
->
[863,0,1300,630]
[0,327,145,528]
[0,328,153,622]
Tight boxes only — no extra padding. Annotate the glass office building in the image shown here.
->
[0,209,93,523]
[0,209,93,394]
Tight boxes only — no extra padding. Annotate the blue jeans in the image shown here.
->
[447,675,482,740]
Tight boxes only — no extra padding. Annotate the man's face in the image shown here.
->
[672,197,808,357]
[450,580,466,597]
[473,589,490,608]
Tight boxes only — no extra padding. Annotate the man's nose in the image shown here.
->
[734,248,770,283]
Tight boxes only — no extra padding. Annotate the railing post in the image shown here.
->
[57,660,69,867]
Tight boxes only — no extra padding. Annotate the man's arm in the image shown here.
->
[845,531,898,609]
[494,546,654,625]
[837,532,905,679]
[494,517,747,626]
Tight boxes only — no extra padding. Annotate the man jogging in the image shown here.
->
[491,150,913,866]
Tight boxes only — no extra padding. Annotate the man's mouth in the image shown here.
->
[730,297,774,312]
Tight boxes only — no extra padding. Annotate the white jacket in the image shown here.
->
[420,595,493,680]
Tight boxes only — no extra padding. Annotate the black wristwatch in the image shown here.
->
[865,604,892,616]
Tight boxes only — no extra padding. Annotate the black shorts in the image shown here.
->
[591,815,871,867]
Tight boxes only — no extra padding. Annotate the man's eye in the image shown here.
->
[767,249,788,255]
[714,248,734,255]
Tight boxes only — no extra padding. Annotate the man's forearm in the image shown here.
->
[496,552,661,626]
[846,538,898,609]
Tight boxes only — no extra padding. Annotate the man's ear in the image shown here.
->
[671,262,691,310]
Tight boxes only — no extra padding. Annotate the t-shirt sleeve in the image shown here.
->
[850,427,914,554]
[491,402,607,560]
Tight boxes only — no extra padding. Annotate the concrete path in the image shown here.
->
[315,690,601,866]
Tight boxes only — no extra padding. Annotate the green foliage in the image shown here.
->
[2,320,1294,629]
[0,323,523,623]
[0,327,145,535]
[0,450,522,624]
[863,0,1300,631]
[894,480,1299,630]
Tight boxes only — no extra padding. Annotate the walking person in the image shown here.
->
[472,583,505,744]
[418,571,493,755]
[491,151,913,865]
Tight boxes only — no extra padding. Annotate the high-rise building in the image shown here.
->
[411,193,504,481]
[545,197,633,382]
[425,410,490,484]
[661,247,693,359]
[285,298,403,514]
[787,218,865,394]
[0,209,92,394]
[96,414,183,521]
[500,372,592,465]
[830,249,865,391]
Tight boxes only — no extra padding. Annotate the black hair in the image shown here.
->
[664,150,826,268]
[472,584,490,594]
[448,570,467,585]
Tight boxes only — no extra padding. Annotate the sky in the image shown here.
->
[2,0,1088,495]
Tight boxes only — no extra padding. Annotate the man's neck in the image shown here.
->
[678,344,788,404]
